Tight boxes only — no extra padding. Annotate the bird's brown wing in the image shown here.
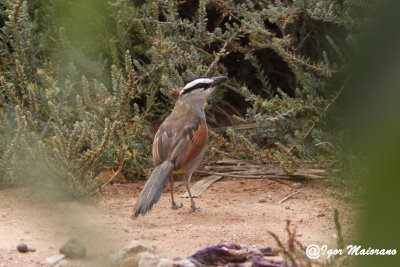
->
[171,120,207,169]
[152,123,172,166]
[152,119,207,170]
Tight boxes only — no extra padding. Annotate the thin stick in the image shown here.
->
[212,123,256,133]
[197,169,329,179]
[197,170,323,180]
[279,189,303,204]
[206,38,230,75]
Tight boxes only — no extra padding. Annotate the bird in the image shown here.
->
[133,76,228,218]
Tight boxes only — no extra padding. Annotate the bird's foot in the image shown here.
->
[171,202,183,210]
[189,205,200,213]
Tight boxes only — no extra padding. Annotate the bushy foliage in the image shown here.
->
[0,0,371,196]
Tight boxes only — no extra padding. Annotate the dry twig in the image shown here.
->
[278,189,303,204]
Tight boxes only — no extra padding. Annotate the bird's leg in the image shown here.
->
[185,174,200,212]
[169,174,182,210]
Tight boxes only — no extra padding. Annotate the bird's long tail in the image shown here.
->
[133,160,174,218]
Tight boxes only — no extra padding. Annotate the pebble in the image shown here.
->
[124,240,152,254]
[17,243,28,253]
[16,243,35,253]
[45,254,65,264]
[138,255,158,267]
[157,258,174,267]
[258,197,267,203]
[121,252,157,267]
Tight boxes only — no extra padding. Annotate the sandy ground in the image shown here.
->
[0,177,357,266]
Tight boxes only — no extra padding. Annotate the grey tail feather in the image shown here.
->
[133,160,174,218]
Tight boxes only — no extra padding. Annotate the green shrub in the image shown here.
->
[0,0,371,196]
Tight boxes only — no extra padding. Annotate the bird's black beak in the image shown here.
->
[211,76,228,87]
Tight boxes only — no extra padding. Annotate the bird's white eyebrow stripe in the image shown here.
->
[180,78,214,96]
[183,78,214,90]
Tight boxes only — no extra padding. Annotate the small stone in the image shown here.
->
[267,195,272,199]
[293,183,302,188]
[45,254,65,264]
[316,213,326,217]
[258,197,267,203]
[175,259,196,267]
[124,240,152,255]
[60,238,86,259]
[121,252,157,267]
[298,232,303,237]
[157,258,174,267]
[138,256,159,267]
[17,243,28,253]
[137,251,156,259]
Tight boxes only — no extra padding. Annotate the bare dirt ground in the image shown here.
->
[0,177,357,266]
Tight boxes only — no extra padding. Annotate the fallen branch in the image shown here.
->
[278,189,303,204]
[197,170,327,180]
[199,164,329,180]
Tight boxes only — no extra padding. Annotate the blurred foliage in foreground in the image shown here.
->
[0,0,373,197]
